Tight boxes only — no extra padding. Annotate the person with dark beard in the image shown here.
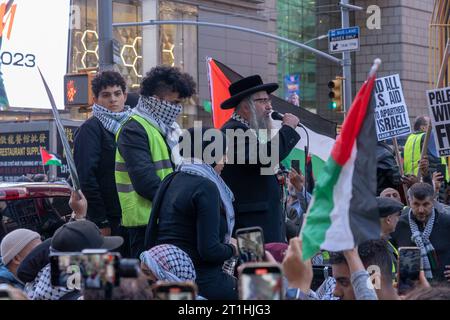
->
[220,75,300,243]
[115,66,196,258]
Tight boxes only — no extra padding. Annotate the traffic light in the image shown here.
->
[64,71,96,108]
[328,77,343,112]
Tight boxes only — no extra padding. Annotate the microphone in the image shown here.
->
[271,111,302,128]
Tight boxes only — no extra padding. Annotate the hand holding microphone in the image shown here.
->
[271,111,300,129]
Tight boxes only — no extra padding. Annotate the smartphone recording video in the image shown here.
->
[82,252,121,289]
[152,282,197,300]
[311,265,333,291]
[50,252,84,288]
[291,159,300,173]
[236,227,265,263]
[397,247,421,295]
[239,263,283,300]
[50,251,121,289]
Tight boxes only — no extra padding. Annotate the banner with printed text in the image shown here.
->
[374,74,411,141]
[428,86,450,156]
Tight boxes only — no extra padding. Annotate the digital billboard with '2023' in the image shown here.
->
[0,0,71,109]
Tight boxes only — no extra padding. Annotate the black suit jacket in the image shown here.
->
[220,119,300,243]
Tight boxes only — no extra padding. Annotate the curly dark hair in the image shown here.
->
[91,71,127,98]
[140,65,196,99]
[329,239,393,284]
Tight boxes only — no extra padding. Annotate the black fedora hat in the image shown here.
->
[220,75,279,109]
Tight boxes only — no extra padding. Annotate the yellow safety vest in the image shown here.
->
[404,132,447,177]
[115,115,173,227]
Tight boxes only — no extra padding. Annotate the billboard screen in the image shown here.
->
[0,0,71,110]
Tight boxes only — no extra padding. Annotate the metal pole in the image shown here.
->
[98,0,114,71]
[113,20,342,65]
[340,0,352,112]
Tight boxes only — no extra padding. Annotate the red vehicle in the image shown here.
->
[0,182,72,241]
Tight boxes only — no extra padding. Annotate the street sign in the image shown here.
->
[328,27,360,54]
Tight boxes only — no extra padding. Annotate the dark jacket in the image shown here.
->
[391,208,450,282]
[220,119,300,243]
[116,119,173,204]
[74,117,121,229]
[0,261,24,289]
[376,142,401,195]
[145,172,237,300]
[17,238,51,284]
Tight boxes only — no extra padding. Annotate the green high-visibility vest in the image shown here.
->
[404,132,447,177]
[115,115,173,227]
[404,132,425,176]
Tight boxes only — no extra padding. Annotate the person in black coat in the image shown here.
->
[74,71,131,241]
[219,75,301,243]
[145,128,238,300]
[376,141,401,195]
[391,183,450,282]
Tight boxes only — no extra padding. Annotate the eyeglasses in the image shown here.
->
[253,98,272,105]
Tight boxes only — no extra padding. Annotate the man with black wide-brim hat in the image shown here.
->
[220,75,300,243]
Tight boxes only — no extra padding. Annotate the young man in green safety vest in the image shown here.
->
[115,66,196,258]
[404,115,447,178]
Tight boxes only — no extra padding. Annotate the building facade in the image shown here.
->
[277,0,434,123]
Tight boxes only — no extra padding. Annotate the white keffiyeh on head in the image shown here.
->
[133,96,183,165]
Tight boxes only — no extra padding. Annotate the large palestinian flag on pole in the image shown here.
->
[206,57,337,179]
[300,69,380,260]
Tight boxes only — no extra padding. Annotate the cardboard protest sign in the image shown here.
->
[374,74,411,141]
[427,86,450,156]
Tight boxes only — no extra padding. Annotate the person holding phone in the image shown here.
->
[145,128,238,300]
[391,183,450,282]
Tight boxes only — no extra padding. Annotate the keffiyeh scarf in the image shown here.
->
[231,112,250,128]
[133,96,183,165]
[140,244,196,282]
[24,264,72,300]
[409,208,438,279]
[92,103,131,134]
[177,158,235,244]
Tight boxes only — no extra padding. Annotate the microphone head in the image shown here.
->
[271,111,283,121]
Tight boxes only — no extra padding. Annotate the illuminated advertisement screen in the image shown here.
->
[0,0,71,109]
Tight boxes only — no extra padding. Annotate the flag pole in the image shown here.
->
[392,137,410,206]
[369,58,382,77]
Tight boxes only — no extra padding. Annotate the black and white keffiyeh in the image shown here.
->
[231,112,250,128]
[24,264,72,300]
[92,103,132,134]
[140,244,196,282]
[133,95,183,165]
[177,158,235,244]
[409,208,437,279]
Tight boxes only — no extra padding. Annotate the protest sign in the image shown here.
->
[427,86,450,156]
[374,74,411,141]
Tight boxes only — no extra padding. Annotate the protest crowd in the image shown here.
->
[2,62,450,302]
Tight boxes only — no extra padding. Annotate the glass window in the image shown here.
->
[159,1,200,128]
[69,0,143,90]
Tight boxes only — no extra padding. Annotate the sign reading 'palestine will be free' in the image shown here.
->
[428,87,450,156]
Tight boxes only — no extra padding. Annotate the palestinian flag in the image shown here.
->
[40,147,62,166]
[300,73,380,260]
[206,57,337,177]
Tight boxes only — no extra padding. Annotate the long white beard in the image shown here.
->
[249,105,274,142]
